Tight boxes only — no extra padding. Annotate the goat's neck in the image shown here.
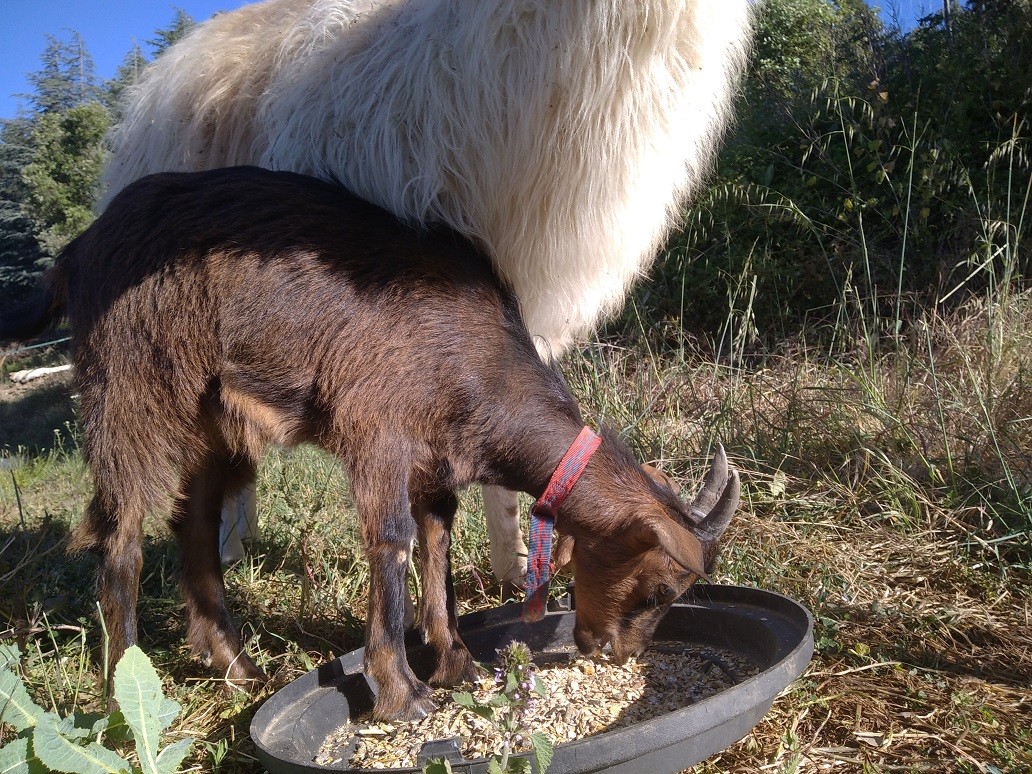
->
[481,421,653,537]
[552,444,657,537]
[477,417,586,502]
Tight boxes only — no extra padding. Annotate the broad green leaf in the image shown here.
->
[421,758,453,774]
[113,647,180,774]
[154,737,193,774]
[100,711,133,744]
[80,713,111,738]
[0,735,47,774]
[529,732,554,774]
[486,758,505,774]
[451,692,494,722]
[0,670,45,732]
[508,757,531,773]
[451,691,476,708]
[0,645,20,672]
[32,715,130,774]
[54,714,94,743]
[154,699,180,734]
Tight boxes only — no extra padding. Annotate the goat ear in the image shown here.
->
[553,532,575,570]
[633,516,708,579]
[642,463,681,496]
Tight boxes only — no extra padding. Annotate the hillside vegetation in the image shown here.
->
[2,1,1029,771]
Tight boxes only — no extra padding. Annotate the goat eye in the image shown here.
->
[657,584,673,600]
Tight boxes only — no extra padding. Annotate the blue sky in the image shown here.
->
[0,1,248,120]
[1,0,932,122]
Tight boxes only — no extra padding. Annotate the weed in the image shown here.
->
[0,643,192,774]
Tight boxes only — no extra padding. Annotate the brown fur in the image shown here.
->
[6,167,731,720]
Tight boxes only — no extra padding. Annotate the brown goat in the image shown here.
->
[2,167,739,720]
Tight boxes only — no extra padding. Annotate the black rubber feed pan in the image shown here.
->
[251,585,813,774]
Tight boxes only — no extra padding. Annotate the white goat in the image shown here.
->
[103,0,752,584]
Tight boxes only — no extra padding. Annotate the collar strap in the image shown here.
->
[523,426,603,622]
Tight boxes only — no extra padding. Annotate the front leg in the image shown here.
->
[356,476,435,721]
[483,485,527,596]
[414,490,479,687]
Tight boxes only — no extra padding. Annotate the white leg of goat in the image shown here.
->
[482,485,527,592]
[219,483,258,564]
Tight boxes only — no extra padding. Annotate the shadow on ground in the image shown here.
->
[0,370,77,456]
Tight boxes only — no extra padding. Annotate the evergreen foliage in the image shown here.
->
[0,10,199,303]
[23,32,104,115]
[0,200,46,308]
[0,118,47,306]
[145,10,197,58]
[21,102,110,255]
[105,44,148,121]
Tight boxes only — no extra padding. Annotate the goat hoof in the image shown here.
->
[220,653,267,693]
[430,649,481,687]
[374,692,437,721]
[501,577,525,601]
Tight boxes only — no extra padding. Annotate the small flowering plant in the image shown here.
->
[449,641,553,774]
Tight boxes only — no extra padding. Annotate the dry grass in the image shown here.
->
[1,290,1030,772]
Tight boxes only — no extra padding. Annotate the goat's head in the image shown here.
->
[556,446,739,663]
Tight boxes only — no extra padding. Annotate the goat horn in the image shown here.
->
[688,443,730,524]
[695,467,740,542]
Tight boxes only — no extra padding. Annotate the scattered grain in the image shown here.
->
[316,644,759,769]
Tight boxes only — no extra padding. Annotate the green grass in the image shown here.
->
[1,286,1030,772]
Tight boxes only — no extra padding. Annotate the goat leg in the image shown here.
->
[81,493,143,695]
[414,490,479,688]
[358,476,435,720]
[173,456,265,689]
[483,485,527,591]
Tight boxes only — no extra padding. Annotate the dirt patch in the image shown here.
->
[0,365,76,455]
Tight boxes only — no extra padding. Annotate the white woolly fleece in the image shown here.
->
[104,0,752,353]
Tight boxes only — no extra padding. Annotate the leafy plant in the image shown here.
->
[0,643,193,774]
[424,641,553,774]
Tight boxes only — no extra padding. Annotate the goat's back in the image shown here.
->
[66,167,547,468]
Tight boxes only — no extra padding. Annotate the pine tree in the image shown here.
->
[0,200,47,307]
[21,102,110,254]
[0,119,46,306]
[105,43,149,121]
[147,10,197,57]
[0,119,35,203]
[23,31,103,115]
[102,10,200,122]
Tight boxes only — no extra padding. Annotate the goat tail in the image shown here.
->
[0,266,66,343]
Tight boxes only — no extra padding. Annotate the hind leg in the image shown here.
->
[172,454,265,688]
[414,490,479,687]
[218,484,258,564]
[69,408,177,690]
[73,492,145,685]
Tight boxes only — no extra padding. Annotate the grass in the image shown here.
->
[1,286,1030,773]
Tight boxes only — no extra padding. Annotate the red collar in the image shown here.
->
[523,426,602,622]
